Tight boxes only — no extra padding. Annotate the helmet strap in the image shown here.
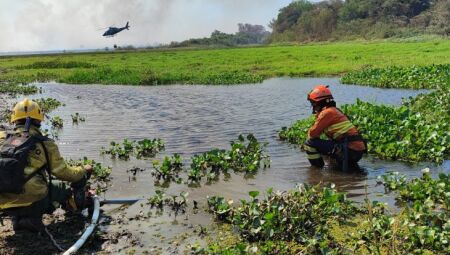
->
[24,117,31,132]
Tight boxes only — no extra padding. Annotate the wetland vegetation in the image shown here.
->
[0,40,449,85]
[199,171,449,255]
[0,35,448,255]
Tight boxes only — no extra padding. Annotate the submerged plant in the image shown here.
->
[71,112,86,123]
[147,190,189,215]
[151,155,182,182]
[147,190,166,209]
[356,170,449,254]
[50,116,63,128]
[207,185,357,253]
[0,83,39,96]
[101,140,133,160]
[135,138,165,158]
[101,138,165,160]
[377,171,407,191]
[203,171,449,254]
[228,134,270,173]
[187,134,270,184]
[34,97,63,113]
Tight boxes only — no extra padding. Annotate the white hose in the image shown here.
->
[63,195,100,255]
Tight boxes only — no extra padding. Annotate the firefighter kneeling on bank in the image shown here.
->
[305,85,366,170]
[0,98,93,233]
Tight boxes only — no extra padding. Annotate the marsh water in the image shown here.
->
[32,78,448,253]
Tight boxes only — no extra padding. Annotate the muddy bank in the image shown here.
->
[0,208,140,255]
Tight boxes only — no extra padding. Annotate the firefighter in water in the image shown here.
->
[304,85,366,170]
[0,98,92,232]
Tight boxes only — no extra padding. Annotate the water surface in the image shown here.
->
[32,78,447,253]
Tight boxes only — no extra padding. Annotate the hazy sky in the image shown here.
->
[0,0,310,52]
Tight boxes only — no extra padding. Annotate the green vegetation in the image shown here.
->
[270,0,449,42]
[16,60,96,69]
[34,97,63,113]
[101,138,165,160]
[379,169,448,207]
[146,134,269,186]
[135,138,165,158]
[208,185,356,246]
[147,190,189,215]
[151,154,183,182]
[66,157,112,194]
[341,64,450,89]
[188,134,270,184]
[50,116,63,128]
[169,23,269,48]
[71,112,85,123]
[67,157,112,181]
[279,71,449,163]
[199,171,449,254]
[0,83,39,95]
[0,40,449,85]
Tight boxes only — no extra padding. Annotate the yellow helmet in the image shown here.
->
[11,98,44,123]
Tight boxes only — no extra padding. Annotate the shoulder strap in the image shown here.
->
[20,138,53,202]
[40,141,52,203]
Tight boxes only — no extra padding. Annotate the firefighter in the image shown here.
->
[0,98,92,232]
[304,85,366,170]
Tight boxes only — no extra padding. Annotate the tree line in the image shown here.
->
[169,23,270,48]
[269,0,449,42]
[166,0,448,48]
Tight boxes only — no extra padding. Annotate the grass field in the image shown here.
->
[0,39,449,85]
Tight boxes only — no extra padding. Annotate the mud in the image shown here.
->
[0,208,141,255]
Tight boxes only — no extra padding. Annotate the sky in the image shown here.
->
[0,0,306,52]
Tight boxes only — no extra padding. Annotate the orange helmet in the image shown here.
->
[307,85,333,103]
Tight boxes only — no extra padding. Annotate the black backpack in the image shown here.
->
[0,128,50,194]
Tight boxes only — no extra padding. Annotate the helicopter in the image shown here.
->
[102,22,130,37]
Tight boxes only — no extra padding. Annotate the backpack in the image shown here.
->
[0,129,49,194]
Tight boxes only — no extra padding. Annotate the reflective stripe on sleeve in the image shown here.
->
[324,120,355,139]
[304,145,318,153]
[307,153,321,159]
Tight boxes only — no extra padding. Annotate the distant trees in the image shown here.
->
[235,23,270,44]
[269,0,449,42]
[170,23,270,48]
[270,0,314,33]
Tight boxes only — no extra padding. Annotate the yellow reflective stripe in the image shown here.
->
[304,145,318,153]
[0,202,33,210]
[324,121,355,139]
[307,153,321,159]
[326,121,353,132]
[333,125,354,139]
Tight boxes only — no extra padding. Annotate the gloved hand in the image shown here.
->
[84,164,93,175]
[70,166,92,210]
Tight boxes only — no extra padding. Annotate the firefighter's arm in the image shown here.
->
[42,141,86,182]
[308,110,334,138]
